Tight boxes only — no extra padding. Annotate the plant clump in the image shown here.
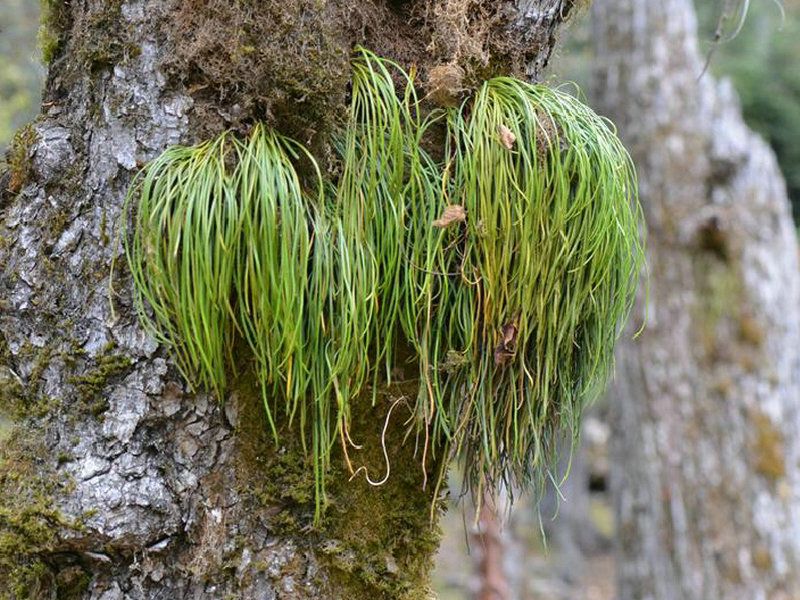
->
[124,133,242,401]
[409,77,644,499]
[119,48,645,520]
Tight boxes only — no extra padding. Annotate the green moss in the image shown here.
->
[67,343,133,411]
[691,255,746,364]
[4,124,37,196]
[233,371,317,532]
[738,315,765,347]
[0,341,58,422]
[100,207,109,246]
[232,370,442,599]
[0,336,92,597]
[0,336,10,366]
[0,368,25,419]
[47,209,70,243]
[691,251,769,377]
[320,401,442,599]
[55,566,91,600]
[60,340,86,370]
[73,1,127,71]
[0,428,77,599]
[38,0,71,64]
[752,545,773,571]
[2,333,130,426]
[40,0,135,76]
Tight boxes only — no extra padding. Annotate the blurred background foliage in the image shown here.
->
[551,0,800,220]
[0,0,44,148]
[696,0,800,220]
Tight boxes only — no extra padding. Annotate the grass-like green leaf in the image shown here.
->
[119,49,645,522]
[122,133,240,400]
[428,78,644,501]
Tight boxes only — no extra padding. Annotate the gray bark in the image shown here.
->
[592,0,800,598]
[0,1,574,598]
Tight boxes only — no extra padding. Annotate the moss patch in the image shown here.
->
[752,545,773,571]
[692,257,741,362]
[1,333,133,425]
[0,427,80,599]
[3,124,38,197]
[737,314,765,347]
[38,0,71,64]
[0,332,96,598]
[71,0,143,73]
[320,394,443,600]
[0,340,57,422]
[66,342,133,416]
[233,369,442,599]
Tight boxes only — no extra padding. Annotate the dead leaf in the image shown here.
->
[501,322,518,347]
[433,205,466,228]
[494,346,514,366]
[498,124,516,150]
[494,321,519,366]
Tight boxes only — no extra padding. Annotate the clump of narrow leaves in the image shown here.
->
[427,78,643,501]
[123,133,240,400]
[120,48,644,520]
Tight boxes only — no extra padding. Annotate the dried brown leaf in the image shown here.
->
[433,204,466,228]
[494,321,518,366]
[498,124,516,150]
[501,322,518,347]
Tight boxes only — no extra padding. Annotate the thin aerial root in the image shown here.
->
[349,397,404,487]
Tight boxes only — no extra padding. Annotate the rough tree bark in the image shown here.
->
[593,0,800,598]
[0,1,577,598]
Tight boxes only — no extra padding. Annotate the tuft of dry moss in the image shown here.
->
[417,0,580,94]
[153,0,576,141]
[162,0,352,143]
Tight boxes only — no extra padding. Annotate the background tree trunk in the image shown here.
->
[0,1,575,598]
[593,0,800,598]
[470,493,511,600]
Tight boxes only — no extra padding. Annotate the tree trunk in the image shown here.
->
[0,1,575,598]
[470,492,511,600]
[592,0,800,598]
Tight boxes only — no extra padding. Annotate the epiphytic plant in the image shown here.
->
[123,133,240,400]
[118,48,645,521]
[408,77,644,502]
